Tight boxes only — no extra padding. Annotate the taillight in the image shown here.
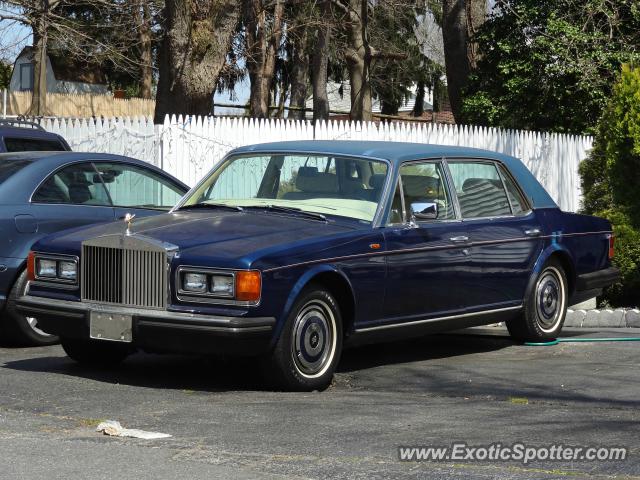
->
[608,235,615,260]
[27,251,36,281]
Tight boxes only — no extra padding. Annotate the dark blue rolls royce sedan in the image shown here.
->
[18,141,618,390]
[0,152,188,346]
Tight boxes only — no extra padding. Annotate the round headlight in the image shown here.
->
[183,273,207,293]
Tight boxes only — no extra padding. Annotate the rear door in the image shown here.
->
[446,159,543,309]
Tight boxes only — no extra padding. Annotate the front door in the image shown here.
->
[380,160,473,325]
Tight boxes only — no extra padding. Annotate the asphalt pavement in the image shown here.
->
[0,327,638,479]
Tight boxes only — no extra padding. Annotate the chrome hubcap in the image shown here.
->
[26,316,52,337]
[535,267,565,331]
[291,299,336,378]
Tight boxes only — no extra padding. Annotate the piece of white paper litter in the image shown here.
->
[96,420,171,440]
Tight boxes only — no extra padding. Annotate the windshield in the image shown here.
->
[180,154,389,222]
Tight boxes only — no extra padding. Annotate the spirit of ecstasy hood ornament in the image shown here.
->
[124,213,136,235]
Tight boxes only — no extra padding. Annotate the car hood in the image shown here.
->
[34,210,361,268]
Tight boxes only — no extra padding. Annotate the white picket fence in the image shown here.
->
[38,115,593,212]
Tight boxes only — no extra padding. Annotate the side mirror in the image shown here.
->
[410,201,438,221]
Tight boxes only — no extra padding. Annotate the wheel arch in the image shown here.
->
[273,265,356,346]
[527,245,577,300]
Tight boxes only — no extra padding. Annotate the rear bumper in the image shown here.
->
[17,295,276,355]
[576,267,620,291]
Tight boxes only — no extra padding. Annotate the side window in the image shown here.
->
[4,137,66,152]
[32,163,111,206]
[400,162,455,221]
[447,161,512,218]
[94,163,184,210]
[499,166,529,215]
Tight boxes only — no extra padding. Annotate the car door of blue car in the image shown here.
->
[27,162,116,257]
[380,160,473,324]
[447,160,544,310]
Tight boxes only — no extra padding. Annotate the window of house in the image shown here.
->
[20,63,34,91]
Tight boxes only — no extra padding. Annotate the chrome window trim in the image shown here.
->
[174,265,262,307]
[387,158,460,227]
[444,158,533,221]
[31,253,79,288]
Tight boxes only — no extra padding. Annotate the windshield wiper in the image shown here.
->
[177,203,244,212]
[241,205,327,222]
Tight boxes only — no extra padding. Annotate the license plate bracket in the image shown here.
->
[89,311,133,343]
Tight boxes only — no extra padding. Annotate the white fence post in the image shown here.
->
[2,89,6,118]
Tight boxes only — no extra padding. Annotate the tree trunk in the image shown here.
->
[345,0,372,122]
[441,0,486,121]
[412,80,426,117]
[244,0,285,119]
[311,1,331,122]
[154,0,240,123]
[28,14,48,117]
[138,1,153,99]
[287,10,310,120]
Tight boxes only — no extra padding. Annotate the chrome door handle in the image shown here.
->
[449,235,469,244]
[524,228,541,237]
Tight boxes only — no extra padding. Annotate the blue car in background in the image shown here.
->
[18,141,619,390]
[0,152,188,346]
[0,119,70,152]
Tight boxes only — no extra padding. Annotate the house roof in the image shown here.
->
[16,46,107,85]
[304,82,434,116]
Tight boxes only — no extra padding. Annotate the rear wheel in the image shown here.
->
[61,338,131,366]
[264,286,343,391]
[507,259,568,342]
[1,270,59,346]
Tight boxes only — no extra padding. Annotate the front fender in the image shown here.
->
[270,264,355,348]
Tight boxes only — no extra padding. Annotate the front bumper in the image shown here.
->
[17,295,276,355]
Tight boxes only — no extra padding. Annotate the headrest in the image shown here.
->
[401,175,440,197]
[296,166,338,193]
[368,174,386,190]
[68,183,91,204]
[462,178,503,193]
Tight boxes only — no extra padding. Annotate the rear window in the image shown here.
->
[0,159,33,184]
[3,137,66,152]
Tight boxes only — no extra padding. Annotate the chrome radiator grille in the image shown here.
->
[81,245,167,309]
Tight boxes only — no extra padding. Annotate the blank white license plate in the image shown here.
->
[89,311,133,343]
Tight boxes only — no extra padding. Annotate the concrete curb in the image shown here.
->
[565,309,640,328]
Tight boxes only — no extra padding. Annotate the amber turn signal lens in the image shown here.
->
[27,251,36,281]
[235,271,261,302]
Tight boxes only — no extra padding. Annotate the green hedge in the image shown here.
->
[579,65,640,307]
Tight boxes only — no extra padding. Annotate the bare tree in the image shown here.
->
[1,0,151,115]
[441,0,486,120]
[311,0,332,122]
[154,0,241,122]
[242,0,285,118]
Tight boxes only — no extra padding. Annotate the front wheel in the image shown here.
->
[61,338,131,367]
[264,286,343,391]
[507,259,568,342]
